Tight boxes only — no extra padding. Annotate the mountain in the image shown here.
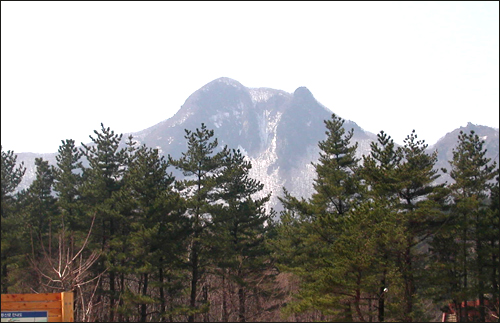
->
[131,77,376,212]
[427,122,499,185]
[13,77,499,212]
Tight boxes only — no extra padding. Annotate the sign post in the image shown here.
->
[1,311,48,322]
[1,292,73,322]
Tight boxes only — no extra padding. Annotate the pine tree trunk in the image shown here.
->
[345,302,354,322]
[222,272,228,322]
[378,272,386,322]
[203,284,209,322]
[109,271,115,322]
[238,287,245,322]
[96,218,106,321]
[1,262,8,294]
[476,238,485,322]
[168,276,174,323]
[159,266,166,322]
[141,273,148,322]
[109,218,116,322]
[117,272,125,322]
[188,239,199,323]
[404,241,414,322]
[491,240,499,321]
[354,288,365,322]
[368,297,372,322]
[355,271,366,322]
[463,226,468,323]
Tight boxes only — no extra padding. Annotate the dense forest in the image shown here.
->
[1,114,498,322]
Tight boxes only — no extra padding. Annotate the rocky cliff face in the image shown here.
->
[130,77,376,212]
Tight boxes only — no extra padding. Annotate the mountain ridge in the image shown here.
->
[12,77,499,211]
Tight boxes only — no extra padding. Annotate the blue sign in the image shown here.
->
[1,311,48,322]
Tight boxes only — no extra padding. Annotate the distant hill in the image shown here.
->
[427,122,499,185]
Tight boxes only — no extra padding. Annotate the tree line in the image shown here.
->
[1,114,498,322]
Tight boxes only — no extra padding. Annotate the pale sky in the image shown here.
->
[2,1,499,154]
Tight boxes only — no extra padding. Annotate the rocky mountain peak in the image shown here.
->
[202,77,245,92]
[293,86,314,100]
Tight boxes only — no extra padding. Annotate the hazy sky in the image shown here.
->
[2,1,499,153]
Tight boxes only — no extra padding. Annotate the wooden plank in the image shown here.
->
[47,308,63,317]
[1,300,61,310]
[61,292,74,322]
[1,293,61,302]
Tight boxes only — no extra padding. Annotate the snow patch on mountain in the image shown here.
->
[288,145,319,200]
[249,111,283,213]
[233,102,243,117]
[257,110,270,148]
[210,112,230,128]
[237,145,248,156]
[170,111,194,128]
[248,88,275,104]
[355,139,374,160]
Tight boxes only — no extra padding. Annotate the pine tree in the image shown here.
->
[15,158,58,294]
[53,139,84,231]
[447,130,498,322]
[169,123,230,322]
[483,175,499,320]
[1,147,26,293]
[360,130,449,321]
[395,130,448,322]
[79,123,127,322]
[213,148,275,322]
[361,131,402,200]
[310,114,362,216]
[24,158,58,242]
[116,140,187,322]
[276,114,377,321]
[359,131,404,322]
[1,147,26,217]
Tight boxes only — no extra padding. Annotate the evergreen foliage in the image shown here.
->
[213,148,275,322]
[429,130,498,322]
[24,158,58,241]
[276,114,377,321]
[1,147,26,293]
[168,123,231,322]
[2,119,498,322]
[79,123,128,322]
[53,139,84,231]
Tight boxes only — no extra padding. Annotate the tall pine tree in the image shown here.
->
[53,139,84,231]
[396,130,447,322]
[1,147,26,293]
[213,148,275,322]
[448,130,497,322]
[277,114,377,321]
[24,158,58,243]
[169,123,230,322]
[80,123,127,322]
